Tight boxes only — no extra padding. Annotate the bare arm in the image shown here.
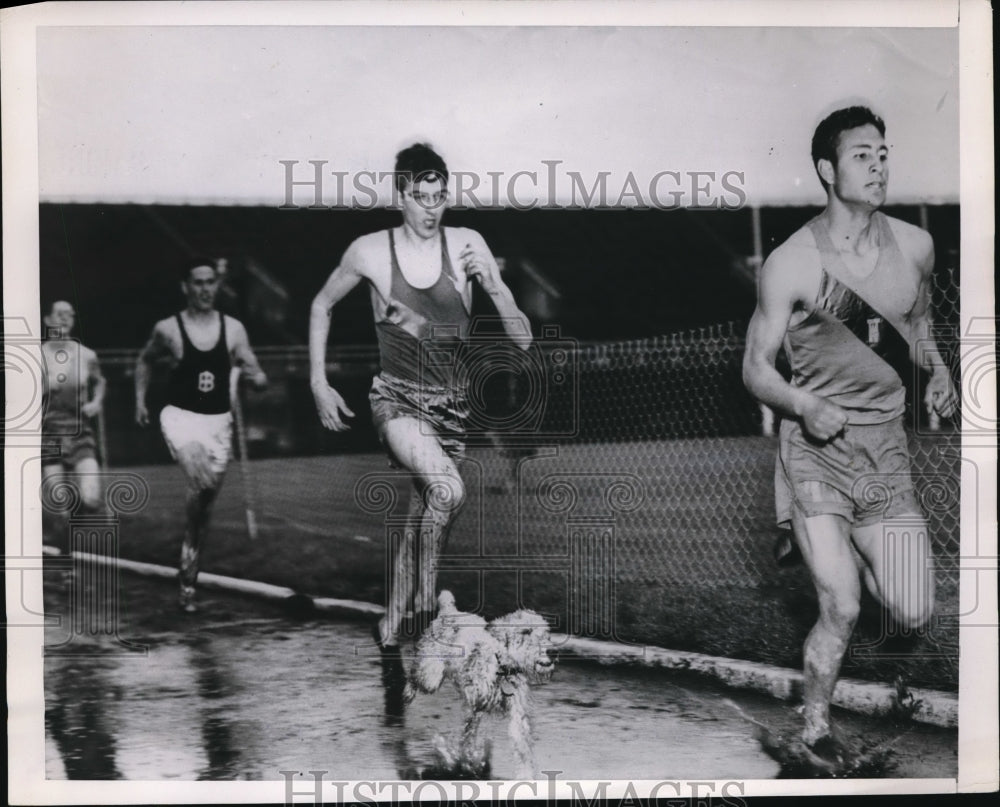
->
[229,319,268,389]
[81,349,106,419]
[458,230,532,350]
[742,248,848,442]
[134,323,171,426]
[907,235,958,418]
[309,242,365,431]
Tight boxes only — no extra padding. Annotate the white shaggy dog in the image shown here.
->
[404,590,556,779]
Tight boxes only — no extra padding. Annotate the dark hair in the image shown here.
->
[811,106,886,189]
[181,256,219,283]
[394,142,448,193]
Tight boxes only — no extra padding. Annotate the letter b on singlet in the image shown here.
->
[198,371,215,393]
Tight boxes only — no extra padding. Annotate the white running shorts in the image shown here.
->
[159,405,233,475]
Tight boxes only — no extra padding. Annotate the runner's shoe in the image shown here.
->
[799,734,858,775]
[371,620,402,656]
[178,585,198,614]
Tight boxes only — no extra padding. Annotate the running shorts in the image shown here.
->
[369,372,468,461]
[775,415,920,528]
[41,413,97,468]
[160,405,233,475]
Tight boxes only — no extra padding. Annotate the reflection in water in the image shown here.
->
[376,653,419,779]
[45,637,263,780]
[186,636,253,780]
[380,655,407,727]
[43,601,957,782]
[375,652,499,781]
[45,660,122,779]
[199,715,242,780]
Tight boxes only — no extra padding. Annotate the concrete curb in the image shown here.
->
[49,546,385,617]
[46,546,957,729]
[553,635,957,729]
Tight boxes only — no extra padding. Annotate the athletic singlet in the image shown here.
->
[166,312,232,414]
[373,229,471,388]
[41,342,92,431]
[783,213,913,424]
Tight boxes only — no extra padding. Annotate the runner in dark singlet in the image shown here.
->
[309,143,532,654]
[40,300,106,555]
[166,310,233,415]
[743,106,957,772]
[135,258,267,612]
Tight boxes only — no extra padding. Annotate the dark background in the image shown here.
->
[39,203,959,347]
[38,202,960,465]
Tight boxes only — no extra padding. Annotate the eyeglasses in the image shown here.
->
[404,190,449,207]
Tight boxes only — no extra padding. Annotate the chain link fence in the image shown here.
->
[91,253,961,689]
[448,257,961,688]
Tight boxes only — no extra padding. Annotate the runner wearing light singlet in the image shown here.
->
[309,143,532,651]
[743,106,957,770]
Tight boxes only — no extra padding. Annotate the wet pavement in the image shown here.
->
[43,569,958,781]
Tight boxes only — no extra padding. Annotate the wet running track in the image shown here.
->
[43,569,958,781]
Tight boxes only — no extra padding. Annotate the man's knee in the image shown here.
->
[895,604,934,631]
[177,441,209,467]
[177,442,218,491]
[424,475,465,514]
[889,586,935,630]
[858,516,936,630]
[818,589,861,632]
[80,486,103,512]
[76,467,103,511]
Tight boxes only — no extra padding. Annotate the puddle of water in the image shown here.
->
[43,577,957,781]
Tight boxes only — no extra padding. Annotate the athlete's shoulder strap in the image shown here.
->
[218,311,228,351]
[175,313,191,348]
[439,227,459,284]
[807,215,899,328]
[388,228,400,274]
